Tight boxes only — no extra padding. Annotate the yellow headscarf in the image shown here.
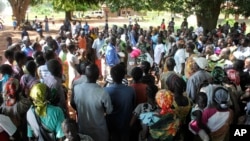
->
[30,83,49,117]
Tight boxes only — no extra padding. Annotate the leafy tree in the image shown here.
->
[8,0,31,25]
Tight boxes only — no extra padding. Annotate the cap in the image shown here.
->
[193,57,208,70]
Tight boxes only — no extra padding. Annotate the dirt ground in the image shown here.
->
[0,17,137,119]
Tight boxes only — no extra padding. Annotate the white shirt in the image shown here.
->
[92,38,105,59]
[154,43,165,65]
[174,48,186,74]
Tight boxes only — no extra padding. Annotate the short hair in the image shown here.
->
[47,59,62,78]
[131,67,143,82]
[4,49,14,59]
[76,61,91,75]
[165,57,176,71]
[44,49,55,61]
[186,40,195,50]
[85,64,99,82]
[111,64,126,83]
[14,51,26,62]
[146,84,158,100]
[140,61,151,74]
[0,64,13,75]
[25,60,37,76]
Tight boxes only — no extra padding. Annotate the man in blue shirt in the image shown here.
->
[105,36,120,69]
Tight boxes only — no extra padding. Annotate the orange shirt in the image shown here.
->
[78,36,86,50]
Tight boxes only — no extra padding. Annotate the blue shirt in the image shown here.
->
[104,84,135,132]
[105,43,120,67]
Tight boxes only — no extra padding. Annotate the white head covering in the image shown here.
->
[193,57,208,69]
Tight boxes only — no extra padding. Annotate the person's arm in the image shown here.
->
[195,110,210,134]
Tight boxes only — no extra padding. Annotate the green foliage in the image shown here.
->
[223,18,235,27]
[30,3,53,15]
[230,0,250,17]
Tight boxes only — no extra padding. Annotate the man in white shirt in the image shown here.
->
[92,32,105,78]
[154,36,165,65]
[174,37,186,75]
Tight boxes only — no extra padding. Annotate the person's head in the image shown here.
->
[240,37,250,47]
[213,87,230,110]
[205,44,214,55]
[193,57,208,71]
[245,57,250,70]
[47,59,62,78]
[195,92,208,109]
[61,118,79,141]
[166,73,186,96]
[60,43,67,53]
[85,64,99,83]
[30,83,50,116]
[131,67,143,83]
[25,60,37,76]
[110,36,116,46]
[140,61,151,74]
[186,40,195,53]
[14,51,27,66]
[2,78,20,106]
[155,89,174,115]
[4,49,14,64]
[6,37,12,45]
[31,42,42,52]
[211,66,226,85]
[33,51,45,67]
[219,48,230,59]
[157,36,162,44]
[76,61,91,75]
[44,49,55,61]
[146,84,158,104]
[67,44,76,54]
[0,64,13,76]
[98,32,104,40]
[233,59,245,72]
[164,57,176,71]
[111,64,126,84]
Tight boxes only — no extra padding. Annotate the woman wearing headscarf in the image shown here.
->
[26,83,65,141]
[1,77,32,140]
[149,89,180,141]
[201,87,233,141]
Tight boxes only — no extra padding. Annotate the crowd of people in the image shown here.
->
[0,15,250,141]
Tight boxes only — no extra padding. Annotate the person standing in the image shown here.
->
[105,64,136,141]
[92,32,105,77]
[44,15,49,32]
[105,36,120,75]
[71,64,113,141]
[66,44,79,89]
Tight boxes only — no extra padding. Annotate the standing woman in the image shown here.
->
[66,44,79,89]
[44,16,49,32]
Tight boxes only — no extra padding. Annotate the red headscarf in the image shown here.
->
[3,78,19,106]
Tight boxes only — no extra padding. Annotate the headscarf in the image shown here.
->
[30,83,49,117]
[155,89,174,115]
[211,66,225,84]
[3,78,19,106]
[213,87,230,109]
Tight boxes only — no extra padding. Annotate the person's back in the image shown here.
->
[71,64,112,141]
[104,64,135,141]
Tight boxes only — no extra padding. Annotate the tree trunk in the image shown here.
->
[8,0,30,26]
[65,11,72,20]
[196,0,223,35]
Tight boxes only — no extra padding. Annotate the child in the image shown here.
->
[62,118,93,141]
[130,84,159,140]
[189,92,210,141]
